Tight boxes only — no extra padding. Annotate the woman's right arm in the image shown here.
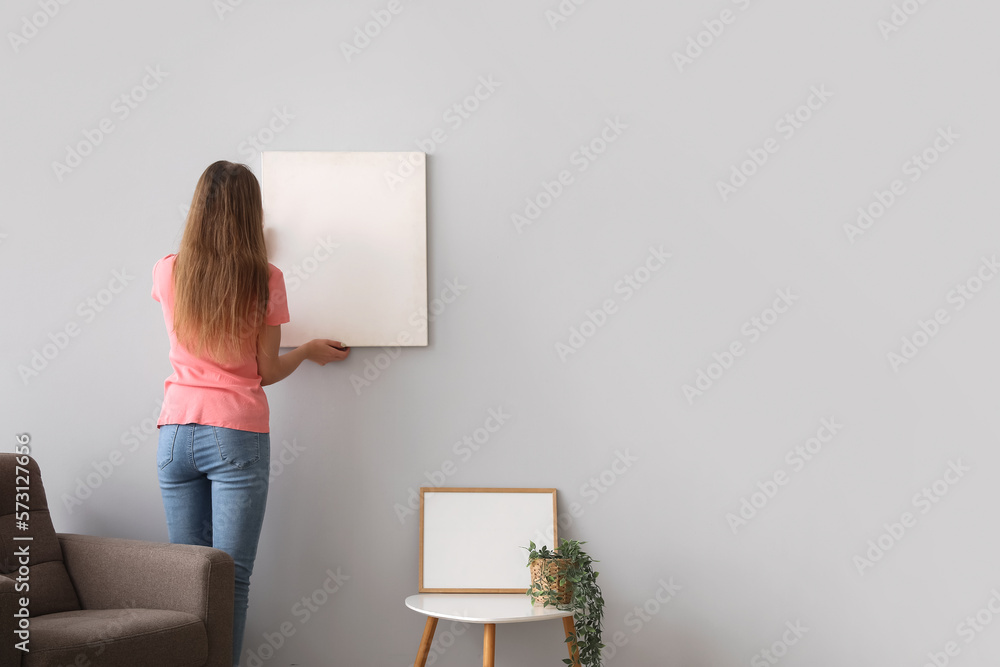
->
[256,324,350,386]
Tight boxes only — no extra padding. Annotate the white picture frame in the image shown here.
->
[260,150,428,348]
[419,488,558,593]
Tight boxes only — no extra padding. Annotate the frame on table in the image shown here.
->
[419,487,558,593]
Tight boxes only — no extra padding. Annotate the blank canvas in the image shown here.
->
[260,151,427,348]
[419,488,558,593]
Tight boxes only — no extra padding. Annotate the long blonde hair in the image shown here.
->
[172,161,270,366]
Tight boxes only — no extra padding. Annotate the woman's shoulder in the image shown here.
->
[151,254,177,302]
[152,253,177,276]
[155,253,178,267]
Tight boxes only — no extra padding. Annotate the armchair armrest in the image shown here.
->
[57,533,234,667]
[0,575,23,667]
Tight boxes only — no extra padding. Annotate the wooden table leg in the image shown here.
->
[414,616,438,667]
[483,623,496,667]
[562,616,582,667]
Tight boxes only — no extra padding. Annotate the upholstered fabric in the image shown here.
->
[24,608,206,667]
[0,454,81,616]
[0,454,235,667]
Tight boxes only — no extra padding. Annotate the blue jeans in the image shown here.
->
[157,423,270,667]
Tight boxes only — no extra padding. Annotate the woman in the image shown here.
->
[151,160,349,666]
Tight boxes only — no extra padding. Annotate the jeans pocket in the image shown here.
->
[157,424,177,470]
[214,426,261,470]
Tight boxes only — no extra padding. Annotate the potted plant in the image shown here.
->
[522,538,605,667]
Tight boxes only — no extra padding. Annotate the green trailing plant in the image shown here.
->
[522,538,605,667]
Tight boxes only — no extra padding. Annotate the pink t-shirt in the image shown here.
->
[151,253,290,433]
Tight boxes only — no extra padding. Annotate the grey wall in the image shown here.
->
[4,1,1000,665]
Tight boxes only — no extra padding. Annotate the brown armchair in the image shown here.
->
[0,453,235,666]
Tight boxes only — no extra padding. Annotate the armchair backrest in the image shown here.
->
[0,454,82,616]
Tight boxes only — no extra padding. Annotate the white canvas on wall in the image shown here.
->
[260,151,427,348]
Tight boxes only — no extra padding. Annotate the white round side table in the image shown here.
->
[404,593,582,667]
